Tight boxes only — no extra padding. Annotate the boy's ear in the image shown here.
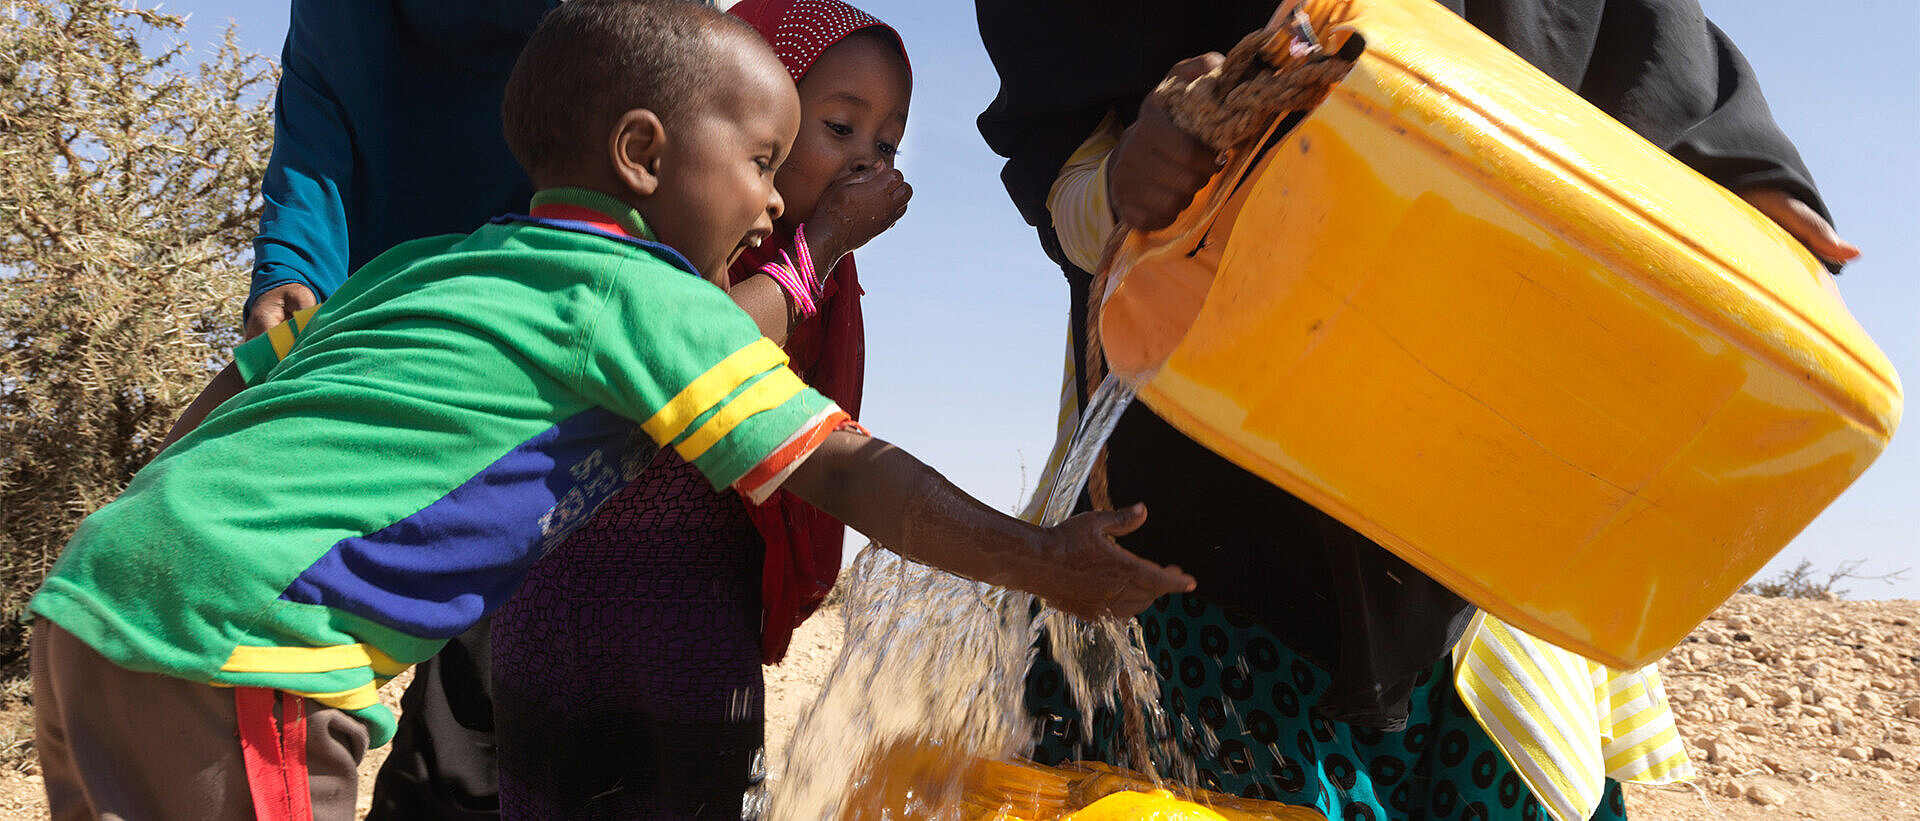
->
[610,109,666,197]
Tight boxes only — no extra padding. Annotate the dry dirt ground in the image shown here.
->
[0,594,1913,819]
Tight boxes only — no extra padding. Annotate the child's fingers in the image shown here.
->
[1133,560,1196,597]
[1096,502,1148,537]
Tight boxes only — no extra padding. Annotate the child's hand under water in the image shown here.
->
[1032,503,1196,620]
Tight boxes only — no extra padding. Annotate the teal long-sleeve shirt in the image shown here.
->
[247,0,559,314]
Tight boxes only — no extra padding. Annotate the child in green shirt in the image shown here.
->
[28,2,1193,817]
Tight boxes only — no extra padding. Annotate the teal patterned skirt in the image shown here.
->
[1026,594,1627,821]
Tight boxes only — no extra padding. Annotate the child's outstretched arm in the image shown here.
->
[157,363,246,451]
[781,429,1195,619]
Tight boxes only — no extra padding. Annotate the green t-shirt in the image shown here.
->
[30,188,843,745]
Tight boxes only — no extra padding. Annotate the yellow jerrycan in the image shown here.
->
[1096,0,1902,669]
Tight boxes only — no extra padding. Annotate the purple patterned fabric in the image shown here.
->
[492,451,766,819]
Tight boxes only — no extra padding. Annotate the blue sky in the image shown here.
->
[172,1,1918,598]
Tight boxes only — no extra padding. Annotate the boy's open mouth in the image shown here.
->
[734,230,771,260]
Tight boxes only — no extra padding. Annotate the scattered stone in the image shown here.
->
[1904,699,1920,719]
[1872,747,1897,762]
[1730,682,1764,703]
[1737,723,1768,736]
[1700,736,1745,764]
[1719,779,1745,798]
[1746,784,1787,807]
[1841,746,1870,761]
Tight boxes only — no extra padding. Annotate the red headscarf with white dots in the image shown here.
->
[728,0,910,83]
[728,0,909,665]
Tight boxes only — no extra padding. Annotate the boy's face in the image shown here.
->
[641,35,801,281]
[775,33,912,229]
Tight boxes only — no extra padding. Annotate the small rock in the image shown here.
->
[1872,747,1897,762]
[1904,699,1920,719]
[1772,688,1796,708]
[1720,779,1746,798]
[1858,692,1883,712]
[1802,661,1825,677]
[1747,784,1787,807]
[25,775,41,785]
[1841,746,1871,761]
[1737,723,1768,736]
[1731,682,1765,703]
[1701,736,1746,764]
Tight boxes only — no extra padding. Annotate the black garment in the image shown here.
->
[366,619,500,821]
[976,0,1833,728]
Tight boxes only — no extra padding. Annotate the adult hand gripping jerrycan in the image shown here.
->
[1095,0,1903,669]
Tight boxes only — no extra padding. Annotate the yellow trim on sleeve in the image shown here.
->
[221,642,411,678]
[290,306,319,331]
[293,682,383,713]
[641,337,789,446]
[673,368,807,461]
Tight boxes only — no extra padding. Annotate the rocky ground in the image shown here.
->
[0,594,1912,819]
[1623,595,1920,820]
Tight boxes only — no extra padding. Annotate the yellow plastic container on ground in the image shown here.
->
[1098,0,1902,668]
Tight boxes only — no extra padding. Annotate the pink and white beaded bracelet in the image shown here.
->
[759,225,824,319]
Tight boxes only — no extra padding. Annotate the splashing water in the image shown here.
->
[765,375,1196,819]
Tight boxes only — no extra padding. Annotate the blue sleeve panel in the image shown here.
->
[247,0,558,315]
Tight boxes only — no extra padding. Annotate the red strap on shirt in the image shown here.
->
[236,687,313,821]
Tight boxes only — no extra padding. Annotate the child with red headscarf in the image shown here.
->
[488,1,915,817]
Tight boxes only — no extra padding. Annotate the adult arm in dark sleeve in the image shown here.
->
[245,2,356,337]
[1463,0,1856,267]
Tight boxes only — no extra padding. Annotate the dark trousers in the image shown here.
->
[366,617,501,820]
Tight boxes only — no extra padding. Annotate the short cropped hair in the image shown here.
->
[503,0,753,179]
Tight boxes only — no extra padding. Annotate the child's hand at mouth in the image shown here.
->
[805,168,911,273]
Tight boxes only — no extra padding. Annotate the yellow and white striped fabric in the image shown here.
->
[1046,112,1123,273]
[1044,118,1694,821]
[1453,613,1693,821]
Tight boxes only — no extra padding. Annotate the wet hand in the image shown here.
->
[244,282,317,340]
[1035,504,1196,620]
[808,168,912,270]
[1108,52,1227,232]
[1740,187,1860,266]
